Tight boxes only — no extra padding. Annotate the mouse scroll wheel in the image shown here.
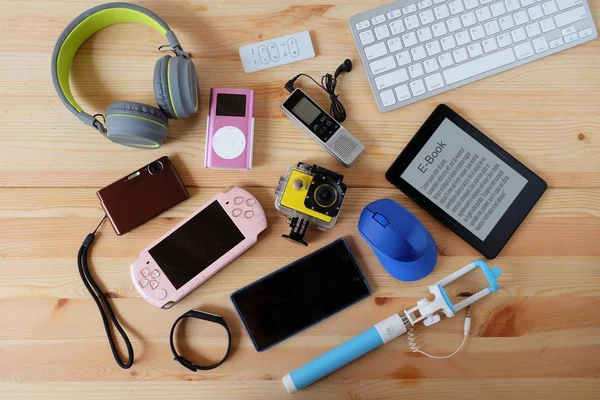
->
[373,213,390,227]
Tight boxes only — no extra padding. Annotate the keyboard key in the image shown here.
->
[542,0,558,14]
[499,15,515,30]
[528,5,544,20]
[419,10,436,25]
[418,27,433,42]
[561,25,576,36]
[387,9,402,20]
[579,27,593,38]
[505,0,520,12]
[411,45,428,60]
[467,42,483,57]
[556,0,583,11]
[514,10,529,25]
[447,17,462,32]
[370,56,396,75]
[532,36,549,52]
[438,52,455,67]
[526,22,542,36]
[549,37,564,47]
[476,6,492,21]
[426,40,442,55]
[405,14,421,30]
[432,22,448,37]
[395,84,412,101]
[374,25,391,40]
[511,27,527,42]
[497,32,513,47]
[359,30,376,45]
[424,57,440,72]
[390,20,406,35]
[449,0,465,14]
[452,47,469,62]
[465,0,480,9]
[410,79,427,96]
[461,11,477,26]
[514,41,534,59]
[443,47,516,84]
[434,5,450,19]
[441,35,457,50]
[564,32,578,43]
[481,0,494,4]
[484,20,500,35]
[365,42,388,60]
[356,20,371,30]
[409,63,425,77]
[374,68,409,89]
[456,30,471,45]
[419,0,434,9]
[397,50,412,65]
[482,37,499,51]
[403,4,418,14]
[402,32,418,47]
[521,0,535,6]
[540,17,556,32]
[435,0,448,3]
[372,14,387,25]
[387,37,404,52]
[425,73,445,90]
[554,7,587,28]
[470,25,486,40]
[380,89,396,106]
[491,1,507,16]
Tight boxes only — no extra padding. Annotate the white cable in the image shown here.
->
[406,306,471,360]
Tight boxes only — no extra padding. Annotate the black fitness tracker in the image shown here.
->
[170,309,232,371]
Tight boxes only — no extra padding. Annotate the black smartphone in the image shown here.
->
[231,238,371,351]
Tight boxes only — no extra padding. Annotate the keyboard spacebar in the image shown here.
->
[443,49,516,85]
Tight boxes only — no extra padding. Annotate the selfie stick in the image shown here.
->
[282,260,502,393]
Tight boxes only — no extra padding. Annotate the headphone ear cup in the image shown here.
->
[154,55,199,119]
[105,101,169,149]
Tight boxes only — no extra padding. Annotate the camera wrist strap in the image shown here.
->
[78,215,134,369]
[170,310,232,372]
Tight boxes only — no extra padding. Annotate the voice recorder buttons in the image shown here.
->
[205,89,255,170]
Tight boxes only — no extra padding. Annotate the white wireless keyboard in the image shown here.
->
[349,0,597,112]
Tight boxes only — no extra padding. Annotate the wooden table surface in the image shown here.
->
[1,0,599,399]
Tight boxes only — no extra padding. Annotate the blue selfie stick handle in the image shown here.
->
[282,314,407,393]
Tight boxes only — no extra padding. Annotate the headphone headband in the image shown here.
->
[51,2,187,133]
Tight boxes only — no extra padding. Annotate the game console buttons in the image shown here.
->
[232,208,242,217]
[244,210,254,219]
[246,198,255,206]
[140,278,149,288]
[156,289,168,300]
[150,280,159,289]
[234,196,244,205]
[141,268,150,277]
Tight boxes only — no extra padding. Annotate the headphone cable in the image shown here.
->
[285,73,347,123]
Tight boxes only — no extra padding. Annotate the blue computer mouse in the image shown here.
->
[358,199,437,281]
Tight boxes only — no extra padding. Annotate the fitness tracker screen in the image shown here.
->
[231,239,371,351]
[216,94,246,117]
[400,118,528,241]
[291,97,321,126]
[149,201,245,289]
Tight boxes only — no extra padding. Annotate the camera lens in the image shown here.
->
[147,161,164,175]
[313,184,338,208]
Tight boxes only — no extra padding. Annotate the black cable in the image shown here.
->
[78,215,134,369]
[285,73,347,122]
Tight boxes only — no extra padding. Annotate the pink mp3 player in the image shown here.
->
[205,88,255,170]
[130,186,267,308]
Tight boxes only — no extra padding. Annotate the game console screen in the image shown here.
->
[149,201,245,289]
[216,93,246,117]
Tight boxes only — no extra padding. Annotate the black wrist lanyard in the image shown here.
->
[78,216,134,369]
[170,310,232,371]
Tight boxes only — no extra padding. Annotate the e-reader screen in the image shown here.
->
[400,118,528,241]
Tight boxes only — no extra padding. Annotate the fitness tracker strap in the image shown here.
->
[170,310,232,372]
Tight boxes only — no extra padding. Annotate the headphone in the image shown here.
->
[51,3,199,149]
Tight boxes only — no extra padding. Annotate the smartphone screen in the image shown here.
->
[231,238,371,351]
[149,201,245,289]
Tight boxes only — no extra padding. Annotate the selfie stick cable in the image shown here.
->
[78,215,134,369]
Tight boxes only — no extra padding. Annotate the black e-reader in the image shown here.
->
[385,104,547,259]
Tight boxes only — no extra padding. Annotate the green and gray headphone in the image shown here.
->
[51,2,199,149]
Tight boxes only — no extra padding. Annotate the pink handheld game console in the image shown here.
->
[205,88,255,170]
[130,186,267,308]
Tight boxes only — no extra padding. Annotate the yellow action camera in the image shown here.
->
[275,163,347,246]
